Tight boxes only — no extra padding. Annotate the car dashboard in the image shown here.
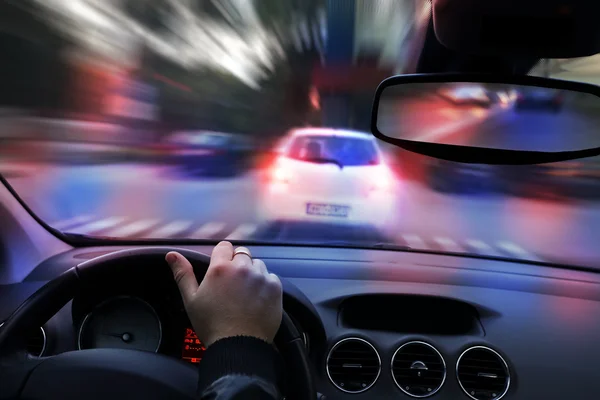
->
[2,244,600,400]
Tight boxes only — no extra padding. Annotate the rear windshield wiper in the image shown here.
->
[302,157,344,169]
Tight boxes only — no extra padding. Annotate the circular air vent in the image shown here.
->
[456,346,510,400]
[0,322,46,357]
[326,337,381,393]
[391,341,446,397]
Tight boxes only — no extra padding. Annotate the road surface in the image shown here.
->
[3,160,600,269]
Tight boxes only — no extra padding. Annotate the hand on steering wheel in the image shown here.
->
[166,241,282,346]
[0,246,316,400]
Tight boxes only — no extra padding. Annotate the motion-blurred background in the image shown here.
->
[0,0,424,165]
[2,0,600,267]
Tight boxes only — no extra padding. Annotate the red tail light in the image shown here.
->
[370,168,394,193]
[272,166,291,184]
[269,159,292,192]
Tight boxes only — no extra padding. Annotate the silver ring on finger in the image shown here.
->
[233,247,252,260]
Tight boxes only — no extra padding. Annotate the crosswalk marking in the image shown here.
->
[439,108,459,119]
[402,234,427,249]
[497,241,536,260]
[434,237,462,252]
[466,239,494,254]
[226,224,257,240]
[47,215,542,261]
[145,220,193,238]
[192,222,226,238]
[75,217,126,234]
[107,219,160,237]
[52,215,94,230]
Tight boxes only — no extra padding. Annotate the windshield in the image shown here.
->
[2,1,600,269]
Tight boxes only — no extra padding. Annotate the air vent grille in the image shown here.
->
[26,327,46,357]
[0,322,46,357]
[391,341,446,397]
[326,338,380,393]
[457,346,510,400]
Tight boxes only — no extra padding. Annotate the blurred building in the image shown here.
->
[355,0,417,71]
[530,56,600,86]
[314,0,425,130]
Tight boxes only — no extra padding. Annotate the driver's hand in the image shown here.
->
[166,241,282,347]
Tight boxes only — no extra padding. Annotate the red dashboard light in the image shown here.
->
[182,327,205,364]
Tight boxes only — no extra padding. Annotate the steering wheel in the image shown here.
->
[0,248,316,400]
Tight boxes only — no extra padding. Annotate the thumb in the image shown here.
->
[166,252,198,303]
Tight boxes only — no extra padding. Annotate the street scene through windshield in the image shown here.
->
[2,1,600,268]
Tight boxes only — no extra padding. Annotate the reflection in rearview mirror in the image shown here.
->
[376,82,600,153]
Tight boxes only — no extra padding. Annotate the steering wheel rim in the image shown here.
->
[0,247,316,400]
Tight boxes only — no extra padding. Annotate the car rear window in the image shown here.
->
[191,134,230,146]
[286,135,380,166]
[169,132,230,146]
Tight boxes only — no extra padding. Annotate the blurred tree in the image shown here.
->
[0,0,72,113]
[117,0,326,144]
[253,0,325,134]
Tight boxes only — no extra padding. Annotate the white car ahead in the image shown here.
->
[259,128,398,233]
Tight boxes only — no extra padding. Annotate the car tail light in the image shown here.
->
[273,167,291,184]
[370,169,394,193]
[269,160,292,192]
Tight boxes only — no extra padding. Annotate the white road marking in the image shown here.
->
[465,239,495,255]
[402,234,427,249]
[226,224,257,240]
[51,215,94,230]
[497,241,537,260]
[145,220,193,238]
[192,222,226,238]
[439,108,459,119]
[75,217,126,234]
[434,237,462,252]
[107,219,160,237]
[415,107,504,142]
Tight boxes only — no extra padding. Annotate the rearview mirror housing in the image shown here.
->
[371,74,600,165]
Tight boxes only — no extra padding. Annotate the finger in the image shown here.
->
[232,254,253,269]
[267,273,283,297]
[210,241,234,266]
[232,246,252,260]
[232,247,253,266]
[253,258,268,275]
[166,252,198,303]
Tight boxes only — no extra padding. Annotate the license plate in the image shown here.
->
[306,203,350,217]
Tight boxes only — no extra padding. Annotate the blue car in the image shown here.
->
[166,131,254,177]
[515,89,564,112]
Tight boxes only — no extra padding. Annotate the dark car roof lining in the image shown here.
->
[416,18,540,75]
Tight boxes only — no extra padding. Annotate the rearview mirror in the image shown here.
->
[371,74,600,164]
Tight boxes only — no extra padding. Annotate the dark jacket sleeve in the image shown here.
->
[197,336,283,400]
